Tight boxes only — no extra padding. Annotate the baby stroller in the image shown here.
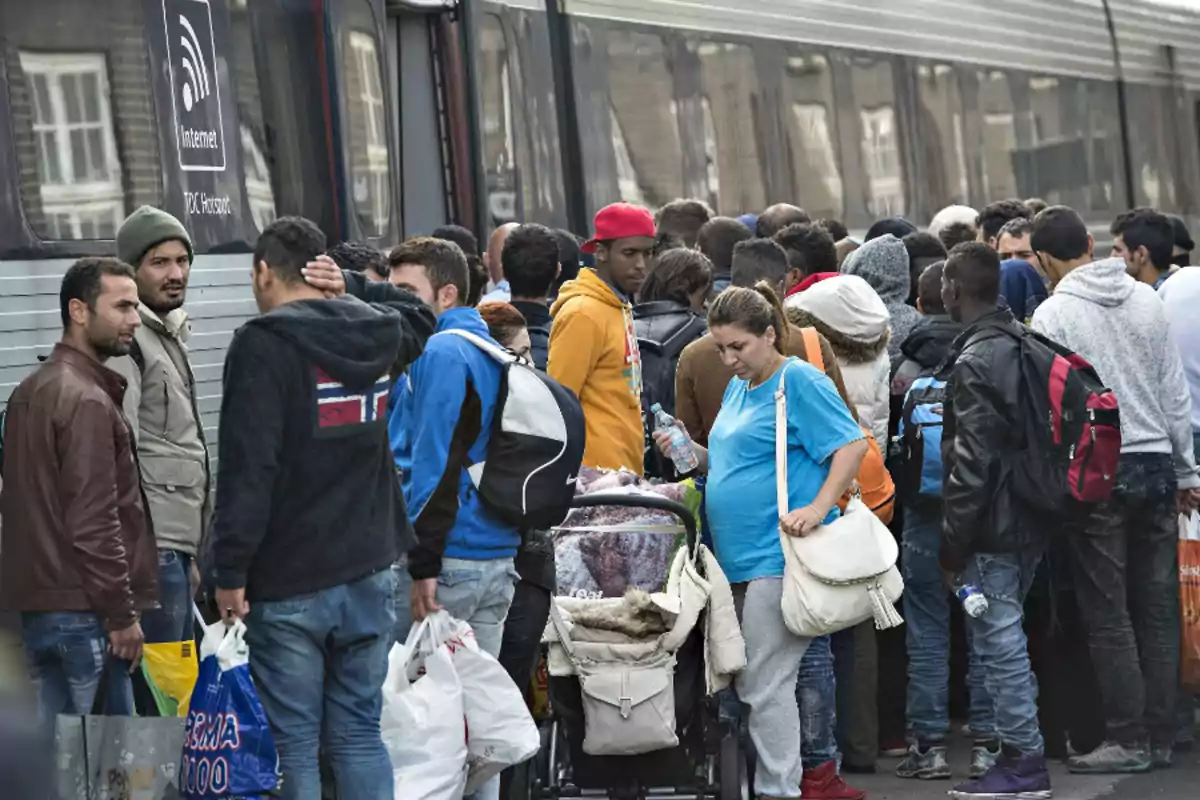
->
[531,492,750,800]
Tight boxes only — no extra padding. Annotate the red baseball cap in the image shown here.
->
[581,202,656,254]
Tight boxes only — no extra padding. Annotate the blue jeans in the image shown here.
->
[392,555,518,657]
[140,549,193,644]
[961,548,1046,756]
[244,569,396,800]
[902,505,995,743]
[21,611,134,722]
[797,634,837,767]
[392,555,517,800]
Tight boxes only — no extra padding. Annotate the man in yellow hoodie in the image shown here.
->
[548,203,655,473]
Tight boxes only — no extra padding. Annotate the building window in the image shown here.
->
[19,51,124,239]
[344,31,391,236]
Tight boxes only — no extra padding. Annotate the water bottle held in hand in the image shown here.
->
[955,583,989,618]
[651,403,699,474]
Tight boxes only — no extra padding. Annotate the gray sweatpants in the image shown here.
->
[733,577,812,799]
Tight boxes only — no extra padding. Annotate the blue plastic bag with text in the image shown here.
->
[181,618,282,799]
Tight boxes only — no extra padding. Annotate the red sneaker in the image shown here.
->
[800,760,866,800]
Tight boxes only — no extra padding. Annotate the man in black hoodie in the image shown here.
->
[206,217,435,800]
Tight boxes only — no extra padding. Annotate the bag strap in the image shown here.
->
[775,362,792,519]
[439,328,518,365]
[799,327,824,374]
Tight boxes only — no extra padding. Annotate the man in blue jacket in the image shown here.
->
[387,237,521,657]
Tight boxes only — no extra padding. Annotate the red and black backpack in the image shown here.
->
[1001,327,1121,516]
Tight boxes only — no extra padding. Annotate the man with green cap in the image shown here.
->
[109,206,210,665]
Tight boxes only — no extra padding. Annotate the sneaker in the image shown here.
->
[971,741,1002,778]
[1151,743,1172,769]
[1066,741,1152,774]
[799,760,866,800]
[879,737,909,758]
[895,742,951,780]
[948,751,1052,799]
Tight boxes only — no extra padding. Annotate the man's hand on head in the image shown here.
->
[302,255,346,298]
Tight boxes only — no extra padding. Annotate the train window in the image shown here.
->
[784,51,843,220]
[836,53,906,227]
[342,28,391,237]
[228,0,277,233]
[697,40,765,215]
[914,62,969,211]
[1124,84,1176,209]
[479,13,519,225]
[3,1,163,241]
[508,10,567,228]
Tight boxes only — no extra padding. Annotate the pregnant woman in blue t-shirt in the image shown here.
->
[656,283,866,799]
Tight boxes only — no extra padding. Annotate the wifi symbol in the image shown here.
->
[178,14,211,112]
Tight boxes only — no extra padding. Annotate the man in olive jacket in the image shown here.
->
[108,206,211,653]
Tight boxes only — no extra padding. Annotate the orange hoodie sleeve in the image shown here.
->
[547,301,602,399]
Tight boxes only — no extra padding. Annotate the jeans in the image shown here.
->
[962,548,1045,756]
[140,549,193,643]
[497,579,551,696]
[797,634,837,767]
[831,624,877,767]
[1068,453,1180,747]
[393,555,517,800]
[733,578,811,799]
[244,569,395,800]
[902,505,995,743]
[20,611,134,722]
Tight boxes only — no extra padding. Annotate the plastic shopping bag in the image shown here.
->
[141,639,200,717]
[1181,512,1200,692]
[382,615,469,800]
[428,612,540,793]
[181,619,282,799]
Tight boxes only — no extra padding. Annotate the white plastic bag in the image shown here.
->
[381,616,469,800]
[429,612,540,794]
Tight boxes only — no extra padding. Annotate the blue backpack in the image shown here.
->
[896,375,947,501]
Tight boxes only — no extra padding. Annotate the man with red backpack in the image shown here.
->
[1030,206,1200,773]
[938,243,1052,800]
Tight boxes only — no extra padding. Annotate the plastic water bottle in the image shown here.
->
[955,584,989,618]
[651,403,699,474]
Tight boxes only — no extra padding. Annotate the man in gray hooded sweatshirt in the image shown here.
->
[1030,206,1200,774]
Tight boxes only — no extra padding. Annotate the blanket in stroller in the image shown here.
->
[552,469,701,600]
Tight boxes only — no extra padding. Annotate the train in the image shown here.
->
[3,0,1200,453]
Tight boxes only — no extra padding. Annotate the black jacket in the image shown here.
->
[206,278,435,601]
[890,315,962,394]
[511,300,551,371]
[940,308,1037,571]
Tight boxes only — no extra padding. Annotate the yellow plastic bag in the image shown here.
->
[141,639,199,717]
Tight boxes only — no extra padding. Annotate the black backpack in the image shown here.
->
[637,315,706,478]
[441,329,586,529]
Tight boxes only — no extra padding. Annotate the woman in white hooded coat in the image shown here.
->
[784,275,891,446]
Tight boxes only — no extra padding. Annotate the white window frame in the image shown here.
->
[19,51,124,238]
[347,32,390,231]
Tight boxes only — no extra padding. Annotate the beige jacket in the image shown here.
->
[109,304,212,556]
[544,542,745,695]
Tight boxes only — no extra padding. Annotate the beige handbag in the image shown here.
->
[547,601,679,756]
[774,362,904,637]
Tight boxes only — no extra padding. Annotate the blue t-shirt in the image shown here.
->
[706,358,865,583]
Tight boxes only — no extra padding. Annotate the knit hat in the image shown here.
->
[787,275,889,342]
[928,205,978,240]
[842,234,922,355]
[117,205,193,267]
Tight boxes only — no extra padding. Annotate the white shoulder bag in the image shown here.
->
[775,362,904,637]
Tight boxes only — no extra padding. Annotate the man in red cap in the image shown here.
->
[547,202,656,473]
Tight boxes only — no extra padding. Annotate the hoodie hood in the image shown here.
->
[252,295,402,391]
[787,275,890,342]
[1054,257,1136,308]
[551,267,625,316]
[900,315,963,370]
[841,234,910,307]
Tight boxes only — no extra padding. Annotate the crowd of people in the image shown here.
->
[1,189,1198,800]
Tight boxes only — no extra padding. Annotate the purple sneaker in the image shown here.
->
[947,752,1051,799]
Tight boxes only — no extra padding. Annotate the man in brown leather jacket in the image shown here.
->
[0,258,157,721]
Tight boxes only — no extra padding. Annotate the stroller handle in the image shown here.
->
[569,492,698,548]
